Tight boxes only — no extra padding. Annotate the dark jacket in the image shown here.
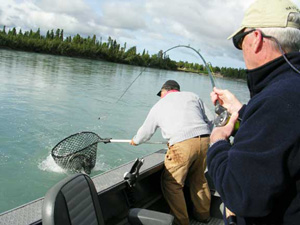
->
[207,52,300,225]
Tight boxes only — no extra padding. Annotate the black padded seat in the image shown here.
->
[128,208,174,225]
[42,173,105,225]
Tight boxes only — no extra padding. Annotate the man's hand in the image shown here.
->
[226,207,236,218]
[210,87,243,114]
[210,112,239,143]
[130,139,137,146]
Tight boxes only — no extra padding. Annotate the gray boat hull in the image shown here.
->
[0,149,224,225]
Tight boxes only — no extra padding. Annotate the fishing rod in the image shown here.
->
[117,44,230,127]
[167,45,231,127]
[116,45,215,102]
[163,45,230,127]
[163,45,216,88]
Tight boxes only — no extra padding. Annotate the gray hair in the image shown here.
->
[258,12,300,53]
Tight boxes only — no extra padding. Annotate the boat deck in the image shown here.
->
[190,218,223,225]
[0,149,224,225]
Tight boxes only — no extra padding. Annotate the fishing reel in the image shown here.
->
[214,102,230,127]
[213,102,241,136]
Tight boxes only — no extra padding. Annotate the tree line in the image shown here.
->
[0,26,247,80]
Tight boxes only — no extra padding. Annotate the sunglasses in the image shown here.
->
[233,29,256,50]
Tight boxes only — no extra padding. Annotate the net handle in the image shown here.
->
[108,139,167,144]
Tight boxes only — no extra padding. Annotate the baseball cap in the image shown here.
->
[157,80,180,97]
[228,0,300,39]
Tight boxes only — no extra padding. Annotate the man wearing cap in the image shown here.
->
[130,80,213,225]
[207,0,300,224]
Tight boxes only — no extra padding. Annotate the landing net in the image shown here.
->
[51,132,101,174]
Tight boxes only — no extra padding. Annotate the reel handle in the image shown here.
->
[214,101,241,135]
[214,101,227,115]
[214,101,230,127]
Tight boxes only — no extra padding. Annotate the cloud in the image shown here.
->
[100,1,146,30]
[33,0,90,16]
[0,0,96,35]
[2,0,289,68]
[142,0,254,65]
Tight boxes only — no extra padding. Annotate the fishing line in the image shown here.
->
[116,67,148,102]
[163,45,230,126]
[117,45,218,102]
[116,44,228,127]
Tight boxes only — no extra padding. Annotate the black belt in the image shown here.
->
[194,134,210,138]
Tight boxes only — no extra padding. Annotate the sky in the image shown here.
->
[0,0,299,69]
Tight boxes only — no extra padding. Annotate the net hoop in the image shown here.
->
[51,132,102,174]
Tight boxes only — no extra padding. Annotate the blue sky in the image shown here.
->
[0,0,299,68]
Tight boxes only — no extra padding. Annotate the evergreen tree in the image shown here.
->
[60,29,64,41]
[55,29,60,39]
[46,30,50,39]
[50,29,54,39]
[0,26,246,79]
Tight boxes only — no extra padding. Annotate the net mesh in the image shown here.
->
[51,132,101,174]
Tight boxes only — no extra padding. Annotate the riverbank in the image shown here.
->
[178,67,224,78]
[0,26,246,80]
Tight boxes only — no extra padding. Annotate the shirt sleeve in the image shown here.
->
[132,106,159,145]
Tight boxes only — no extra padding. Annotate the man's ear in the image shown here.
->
[160,89,167,98]
[253,30,264,53]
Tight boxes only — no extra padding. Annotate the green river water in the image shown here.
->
[0,49,249,213]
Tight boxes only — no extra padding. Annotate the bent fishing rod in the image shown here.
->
[163,45,216,87]
[163,45,229,126]
[117,44,230,127]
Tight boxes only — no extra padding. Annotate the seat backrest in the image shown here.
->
[42,173,105,225]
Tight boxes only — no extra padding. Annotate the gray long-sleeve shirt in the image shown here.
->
[133,91,212,146]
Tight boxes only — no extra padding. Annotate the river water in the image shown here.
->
[0,49,249,213]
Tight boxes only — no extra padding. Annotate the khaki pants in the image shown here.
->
[161,136,211,225]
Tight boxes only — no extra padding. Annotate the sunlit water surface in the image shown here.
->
[0,49,249,213]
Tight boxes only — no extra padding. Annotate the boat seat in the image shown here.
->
[128,208,174,225]
[42,173,105,225]
[42,173,174,225]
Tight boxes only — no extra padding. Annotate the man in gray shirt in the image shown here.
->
[130,80,212,225]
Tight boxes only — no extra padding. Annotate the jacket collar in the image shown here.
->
[161,90,179,98]
[246,52,300,98]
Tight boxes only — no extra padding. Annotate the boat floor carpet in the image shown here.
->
[190,217,224,224]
